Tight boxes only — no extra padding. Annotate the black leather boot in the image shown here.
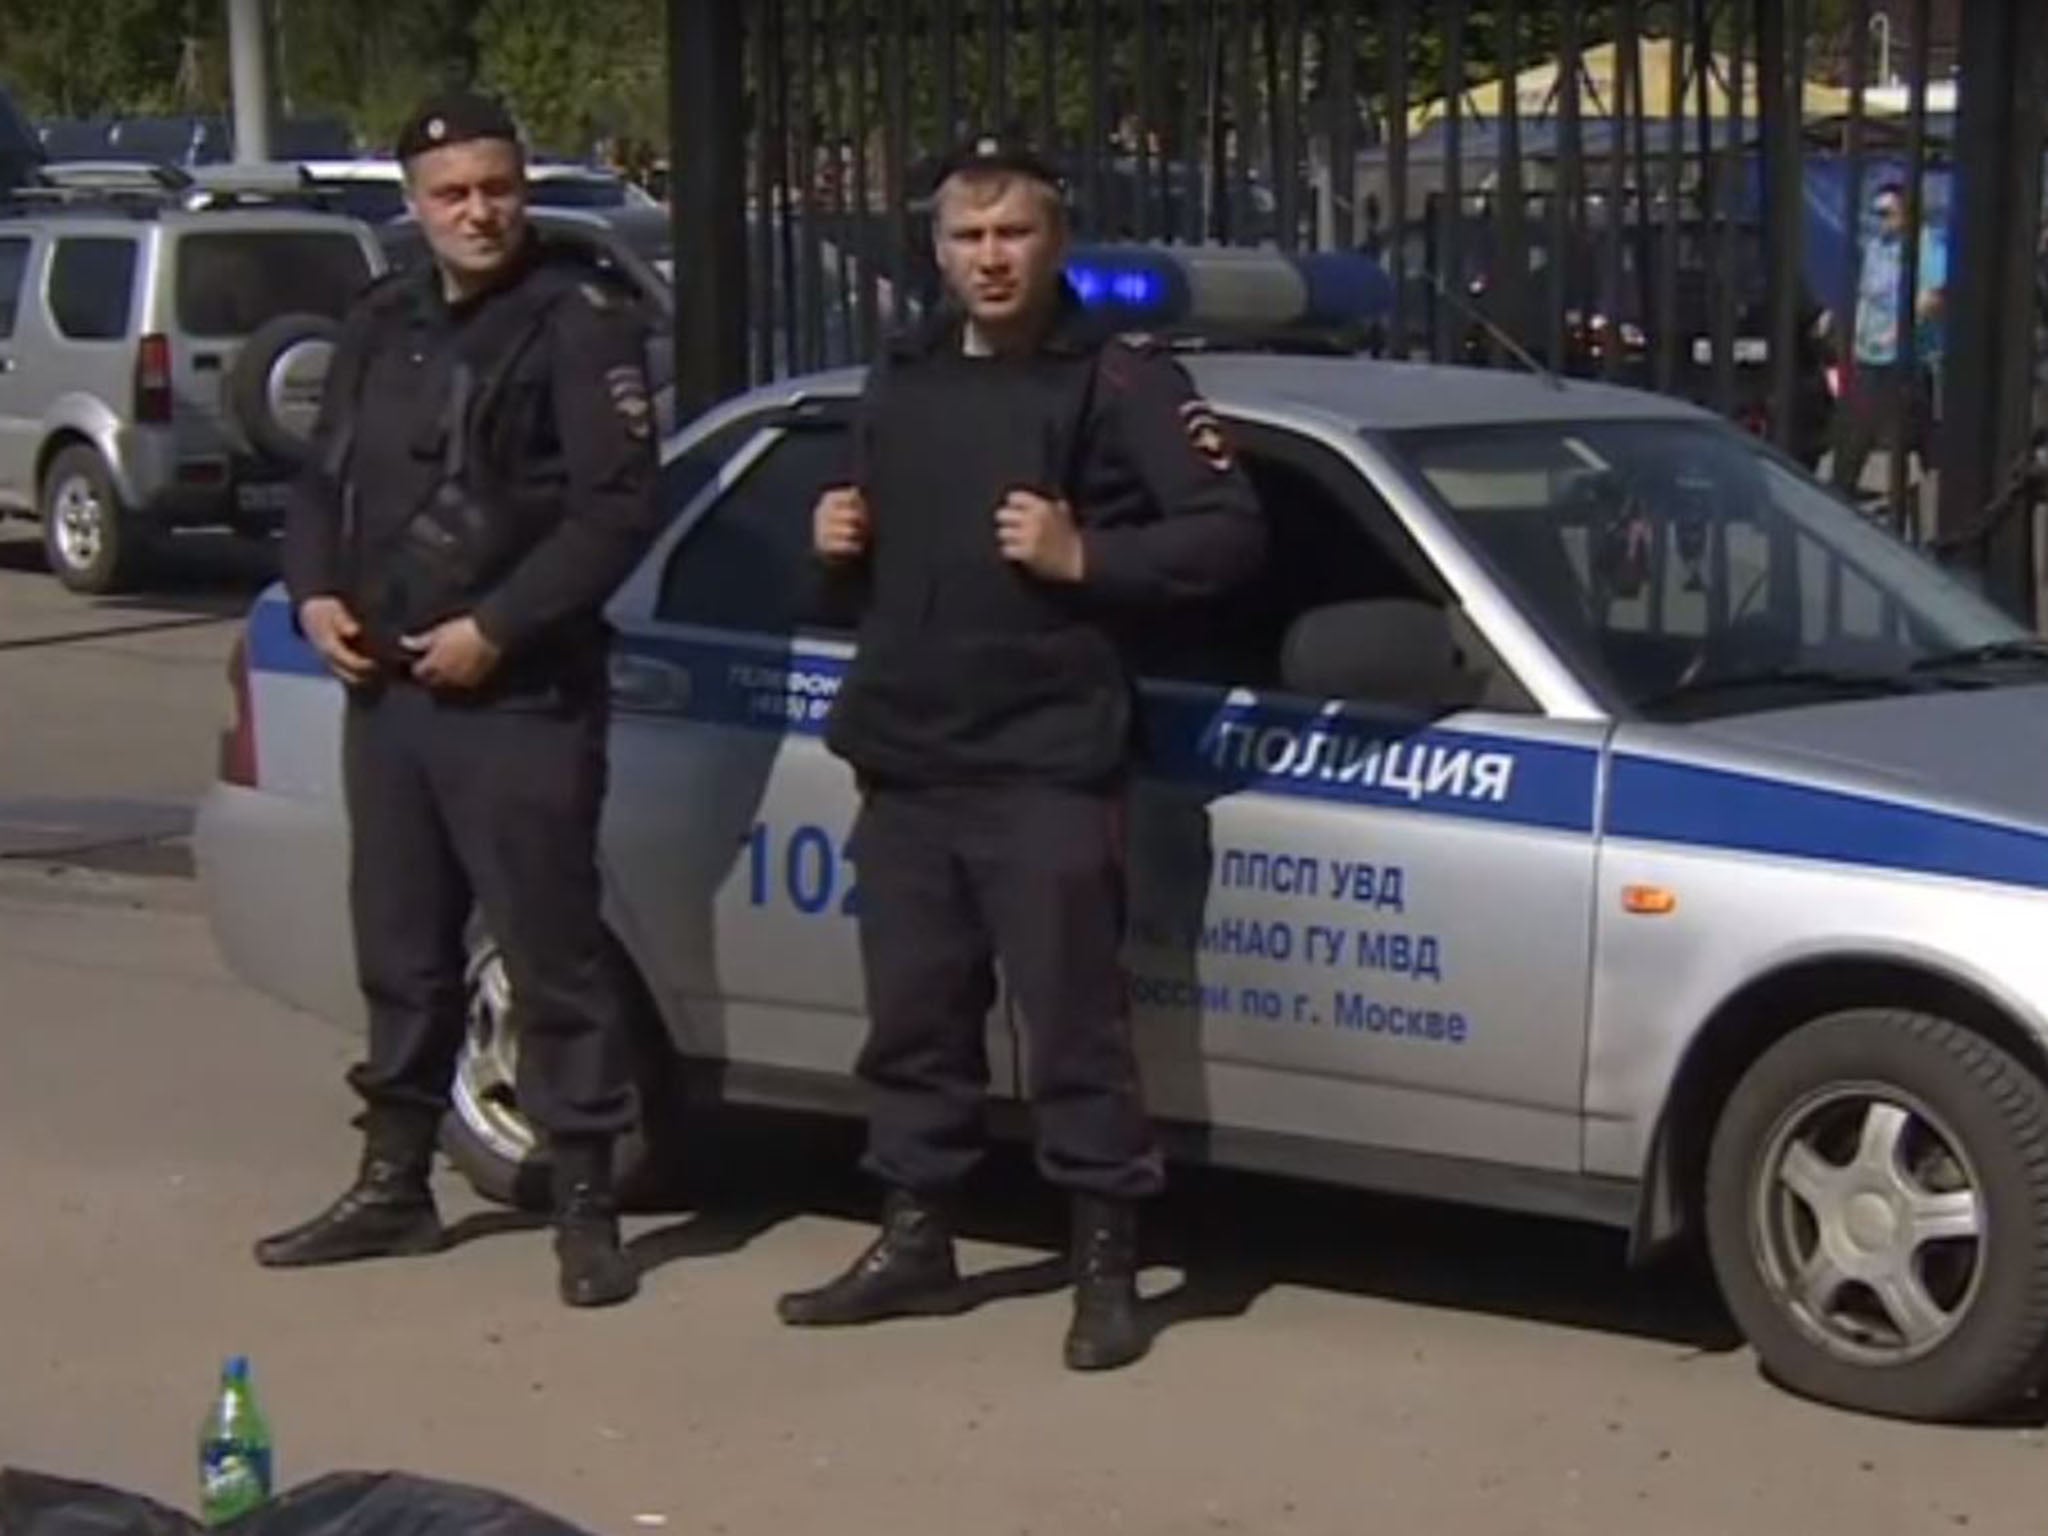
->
[776,1187,962,1326]
[1063,1194,1147,1372]
[552,1137,639,1308]
[254,1111,442,1268]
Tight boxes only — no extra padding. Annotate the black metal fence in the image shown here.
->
[671,0,2048,618]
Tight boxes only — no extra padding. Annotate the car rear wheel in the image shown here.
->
[41,445,145,595]
[1705,1008,2048,1421]
[441,931,685,1212]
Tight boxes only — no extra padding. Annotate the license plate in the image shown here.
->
[234,482,291,514]
[1692,336,1769,365]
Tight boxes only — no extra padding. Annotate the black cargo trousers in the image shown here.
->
[340,676,634,1141]
[849,777,1164,1202]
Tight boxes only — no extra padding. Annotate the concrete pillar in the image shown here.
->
[227,0,273,163]
[1935,0,2048,621]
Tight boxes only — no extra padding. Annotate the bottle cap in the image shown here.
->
[224,1355,250,1382]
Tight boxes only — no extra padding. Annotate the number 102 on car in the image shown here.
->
[743,822,859,917]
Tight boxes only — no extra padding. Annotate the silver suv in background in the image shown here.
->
[0,173,382,592]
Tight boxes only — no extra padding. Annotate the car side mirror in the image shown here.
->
[1279,598,1481,712]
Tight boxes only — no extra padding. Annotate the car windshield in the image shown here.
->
[376,215,670,279]
[174,230,373,336]
[1387,418,2033,720]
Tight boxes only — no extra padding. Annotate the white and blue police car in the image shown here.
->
[200,242,2048,1422]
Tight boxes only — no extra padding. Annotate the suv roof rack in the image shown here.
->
[0,158,192,219]
[182,163,349,213]
[0,162,360,222]
[36,158,194,190]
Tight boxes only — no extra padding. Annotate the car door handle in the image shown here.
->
[0,355,14,374]
[193,352,223,372]
[609,654,692,713]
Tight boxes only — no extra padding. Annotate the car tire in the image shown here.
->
[228,313,341,466]
[440,929,687,1213]
[40,445,146,595]
[1705,1008,2048,1422]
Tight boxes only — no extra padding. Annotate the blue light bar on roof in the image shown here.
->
[1063,246,1186,319]
[1063,244,1393,333]
[1068,264,1167,310]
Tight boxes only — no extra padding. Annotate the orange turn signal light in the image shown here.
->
[1622,885,1678,916]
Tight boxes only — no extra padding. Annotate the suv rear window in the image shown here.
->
[174,231,373,337]
[48,237,139,340]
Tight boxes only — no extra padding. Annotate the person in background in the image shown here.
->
[1832,180,1946,497]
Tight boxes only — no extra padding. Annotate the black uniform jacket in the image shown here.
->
[824,286,1267,787]
[282,238,662,704]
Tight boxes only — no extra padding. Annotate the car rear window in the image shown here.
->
[174,231,373,337]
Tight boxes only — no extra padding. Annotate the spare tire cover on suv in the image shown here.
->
[229,313,342,465]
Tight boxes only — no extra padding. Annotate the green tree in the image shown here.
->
[273,0,485,149]
[0,0,215,117]
[471,0,664,157]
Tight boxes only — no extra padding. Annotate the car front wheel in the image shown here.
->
[1706,1008,2048,1421]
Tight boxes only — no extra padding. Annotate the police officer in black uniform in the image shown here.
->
[776,135,1265,1370]
[254,92,664,1309]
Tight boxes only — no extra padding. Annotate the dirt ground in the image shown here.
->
[2,863,2045,1536]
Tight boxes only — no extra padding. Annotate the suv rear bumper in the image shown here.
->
[61,421,204,517]
[88,425,294,528]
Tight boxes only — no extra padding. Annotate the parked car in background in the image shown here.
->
[0,166,383,591]
[35,113,355,169]
[1392,199,1837,470]
[282,157,656,225]
[1,88,43,194]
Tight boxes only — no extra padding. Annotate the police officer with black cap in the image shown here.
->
[255,90,664,1308]
[776,134,1265,1369]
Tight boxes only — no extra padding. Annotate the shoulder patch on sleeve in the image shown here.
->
[603,362,653,439]
[1178,396,1236,472]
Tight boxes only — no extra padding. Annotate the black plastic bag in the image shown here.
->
[0,1470,599,1536]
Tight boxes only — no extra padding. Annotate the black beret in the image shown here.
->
[928,132,1066,197]
[396,90,522,162]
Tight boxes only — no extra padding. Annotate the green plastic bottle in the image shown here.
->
[198,1355,273,1526]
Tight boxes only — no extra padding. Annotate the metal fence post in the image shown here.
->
[1937,0,2048,621]
[1888,0,1932,539]
[671,0,749,422]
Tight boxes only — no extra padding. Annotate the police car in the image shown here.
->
[198,243,2048,1423]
